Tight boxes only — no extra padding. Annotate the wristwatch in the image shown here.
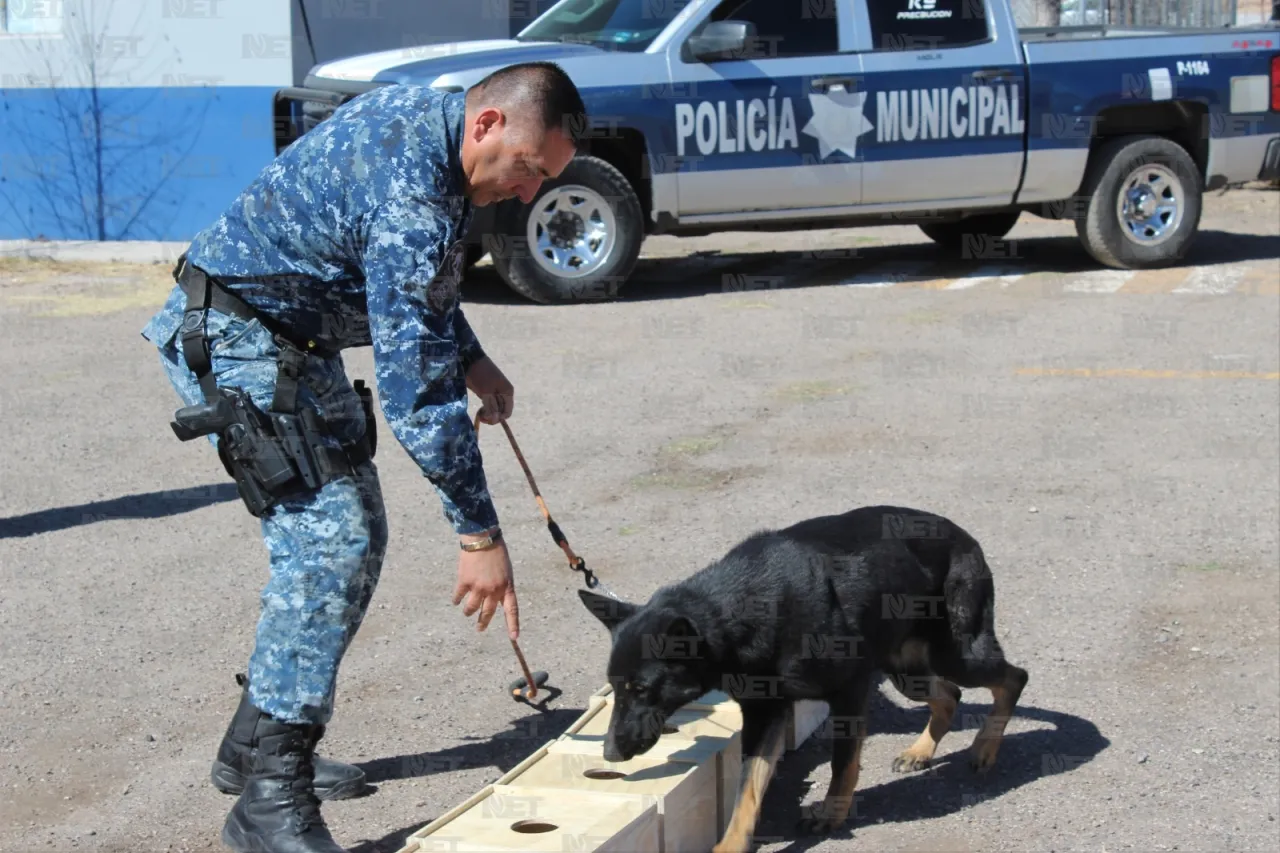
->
[460,528,502,552]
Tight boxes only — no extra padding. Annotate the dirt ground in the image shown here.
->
[1,185,1277,853]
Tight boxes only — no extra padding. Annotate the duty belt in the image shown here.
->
[171,253,376,511]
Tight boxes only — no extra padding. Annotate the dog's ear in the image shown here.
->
[578,589,637,631]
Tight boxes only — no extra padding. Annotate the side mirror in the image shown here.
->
[684,20,755,62]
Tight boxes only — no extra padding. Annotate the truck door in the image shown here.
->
[660,0,865,218]
[850,0,1027,209]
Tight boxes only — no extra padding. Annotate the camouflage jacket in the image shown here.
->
[143,84,499,535]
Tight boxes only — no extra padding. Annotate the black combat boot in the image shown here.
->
[212,674,366,801]
[221,715,347,853]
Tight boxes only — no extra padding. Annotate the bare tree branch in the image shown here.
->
[3,0,216,241]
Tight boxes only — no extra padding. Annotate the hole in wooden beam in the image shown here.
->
[510,820,559,833]
[583,768,628,780]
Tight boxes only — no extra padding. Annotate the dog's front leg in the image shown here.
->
[712,705,788,853]
[798,672,874,835]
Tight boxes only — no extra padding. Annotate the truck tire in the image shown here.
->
[489,154,644,304]
[918,211,1021,253]
[1074,135,1202,269]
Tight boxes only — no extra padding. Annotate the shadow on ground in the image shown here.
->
[348,678,1108,852]
[0,483,240,538]
[347,705,587,853]
[460,229,1280,305]
[753,681,1110,851]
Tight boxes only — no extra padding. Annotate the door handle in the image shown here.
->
[811,75,858,92]
[971,67,1015,83]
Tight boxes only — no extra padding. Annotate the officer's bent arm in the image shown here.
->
[362,198,500,536]
[453,305,487,374]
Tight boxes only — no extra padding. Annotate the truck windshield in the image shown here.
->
[515,0,693,52]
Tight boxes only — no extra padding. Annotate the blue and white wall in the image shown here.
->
[0,0,295,241]
[0,0,555,242]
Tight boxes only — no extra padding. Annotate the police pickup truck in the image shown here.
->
[274,0,1280,303]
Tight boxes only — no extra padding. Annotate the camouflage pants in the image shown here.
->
[154,306,388,726]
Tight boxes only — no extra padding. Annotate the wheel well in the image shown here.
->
[578,129,652,231]
[1086,101,1210,186]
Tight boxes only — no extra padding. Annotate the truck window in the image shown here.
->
[705,0,839,57]
[517,0,694,52]
[866,0,991,52]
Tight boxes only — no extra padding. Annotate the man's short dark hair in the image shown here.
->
[466,61,589,147]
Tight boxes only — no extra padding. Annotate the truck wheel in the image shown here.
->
[489,155,644,304]
[918,211,1020,253]
[1075,135,1202,269]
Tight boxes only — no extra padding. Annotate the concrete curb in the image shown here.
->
[0,240,188,264]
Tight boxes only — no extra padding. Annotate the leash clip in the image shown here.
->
[573,556,622,600]
[571,556,598,589]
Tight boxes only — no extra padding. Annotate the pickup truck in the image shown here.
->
[273,0,1280,303]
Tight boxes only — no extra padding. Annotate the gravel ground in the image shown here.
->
[1,186,1277,853]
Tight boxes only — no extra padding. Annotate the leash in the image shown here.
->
[472,411,618,600]
[472,410,619,702]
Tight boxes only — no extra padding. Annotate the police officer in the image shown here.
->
[140,62,586,852]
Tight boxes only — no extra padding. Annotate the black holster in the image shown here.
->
[168,254,377,518]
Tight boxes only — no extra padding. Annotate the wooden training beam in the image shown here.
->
[395,688,829,853]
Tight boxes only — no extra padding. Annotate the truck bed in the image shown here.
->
[1019,23,1278,42]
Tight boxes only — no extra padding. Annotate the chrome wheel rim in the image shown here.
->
[527,185,616,279]
[1116,163,1183,247]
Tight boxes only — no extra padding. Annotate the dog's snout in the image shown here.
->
[603,729,631,762]
[603,718,648,763]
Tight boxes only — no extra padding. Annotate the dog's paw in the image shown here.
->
[796,815,846,835]
[796,803,847,835]
[891,750,933,773]
[796,816,840,835]
[711,830,752,853]
[711,842,749,853]
[968,739,1000,773]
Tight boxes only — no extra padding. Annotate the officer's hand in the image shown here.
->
[452,535,519,641]
[466,356,515,425]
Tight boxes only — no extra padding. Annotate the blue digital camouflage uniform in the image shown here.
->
[141,83,498,725]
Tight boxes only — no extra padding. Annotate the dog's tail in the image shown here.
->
[943,542,1006,677]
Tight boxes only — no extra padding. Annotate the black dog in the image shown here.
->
[579,505,1028,853]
